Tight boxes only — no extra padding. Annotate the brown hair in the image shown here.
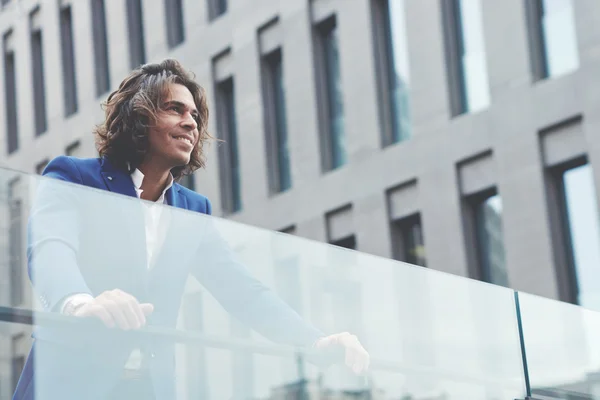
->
[94,59,212,180]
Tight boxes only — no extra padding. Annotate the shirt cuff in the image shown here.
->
[60,293,94,315]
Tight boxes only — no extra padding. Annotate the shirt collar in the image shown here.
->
[130,167,174,204]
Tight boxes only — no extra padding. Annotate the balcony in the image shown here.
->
[0,165,598,400]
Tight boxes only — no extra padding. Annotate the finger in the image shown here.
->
[76,304,115,328]
[111,291,144,329]
[102,300,131,330]
[140,303,154,316]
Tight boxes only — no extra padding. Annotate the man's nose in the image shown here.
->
[181,112,197,130]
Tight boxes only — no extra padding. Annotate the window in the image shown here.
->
[36,159,49,175]
[126,0,146,69]
[165,0,185,48]
[391,213,426,267]
[65,140,81,156]
[526,0,579,80]
[441,0,491,116]
[91,0,110,96]
[8,180,22,306]
[30,8,48,136]
[3,31,18,154]
[208,0,227,20]
[215,77,242,214]
[330,235,356,250]
[373,0,411,146]
[262,49,291,194]
[466,190,508,286]
[315,16,346,171]
[60,5,78,116]
[551,161,600,310]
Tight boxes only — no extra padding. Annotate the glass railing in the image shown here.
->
[0,163,595,399]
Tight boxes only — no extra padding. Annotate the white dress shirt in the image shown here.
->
[61,168,174,370]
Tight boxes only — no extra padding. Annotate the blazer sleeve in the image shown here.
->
[28,156,93,311]
[190,219,325,348]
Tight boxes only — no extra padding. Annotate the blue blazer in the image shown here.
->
[13,156,324,400]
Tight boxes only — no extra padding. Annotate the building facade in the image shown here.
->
[1,0,600,397]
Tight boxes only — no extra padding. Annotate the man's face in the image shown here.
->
[146,83,200,169]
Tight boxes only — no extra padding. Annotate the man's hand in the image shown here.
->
[73,289,154,330]
[315,332,370,374]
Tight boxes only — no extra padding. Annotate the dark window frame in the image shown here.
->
[524,0,550,81]
[314,15,346,172]
[91,0,110,96]
[372,0,410,146]
[30,9,48,136]
[440,0,469,116]
[391,213,427,267]
[126,0,146,69]
[60,4,78,116]
[4,31,18,154]
[65,140,81,156]
[463,187,508,286]
[261,48,292,194]
[214,77,242,214]
[545,156,589,305]
[165,0,185,48]
[208,0,228,21]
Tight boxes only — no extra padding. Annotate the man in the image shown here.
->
[13,59,368,400]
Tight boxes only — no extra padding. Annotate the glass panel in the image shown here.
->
[475,194,508,287]
[519,292,600,399]
[563,164,600,311]
[386,0,412,142]
[542,0,579,78]
[0,166,528,399]
[458,0,491,113]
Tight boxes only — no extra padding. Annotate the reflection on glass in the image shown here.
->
[520,293,600,399]
[321,19,346,170]
[385,0,411,143]
[563,164,600,311]
[541,0,579,78]
[1,166,529,399]
[474,194,508,286]
[457,0,491,113]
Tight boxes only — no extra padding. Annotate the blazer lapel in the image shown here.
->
[165,184,187,210]
[100,157,137,198]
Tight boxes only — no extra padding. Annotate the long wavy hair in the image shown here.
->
[94,59,212,180]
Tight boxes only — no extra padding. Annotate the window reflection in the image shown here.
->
[541,0,579,78]
[317,17,346,171]
[457,0,490,113]
[474,194,508,286]
[384,0,411,143]
[563,164,600,310]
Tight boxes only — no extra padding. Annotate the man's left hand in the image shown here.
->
[315,332,370,374]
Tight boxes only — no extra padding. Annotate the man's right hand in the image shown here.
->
[72,289,154,330]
